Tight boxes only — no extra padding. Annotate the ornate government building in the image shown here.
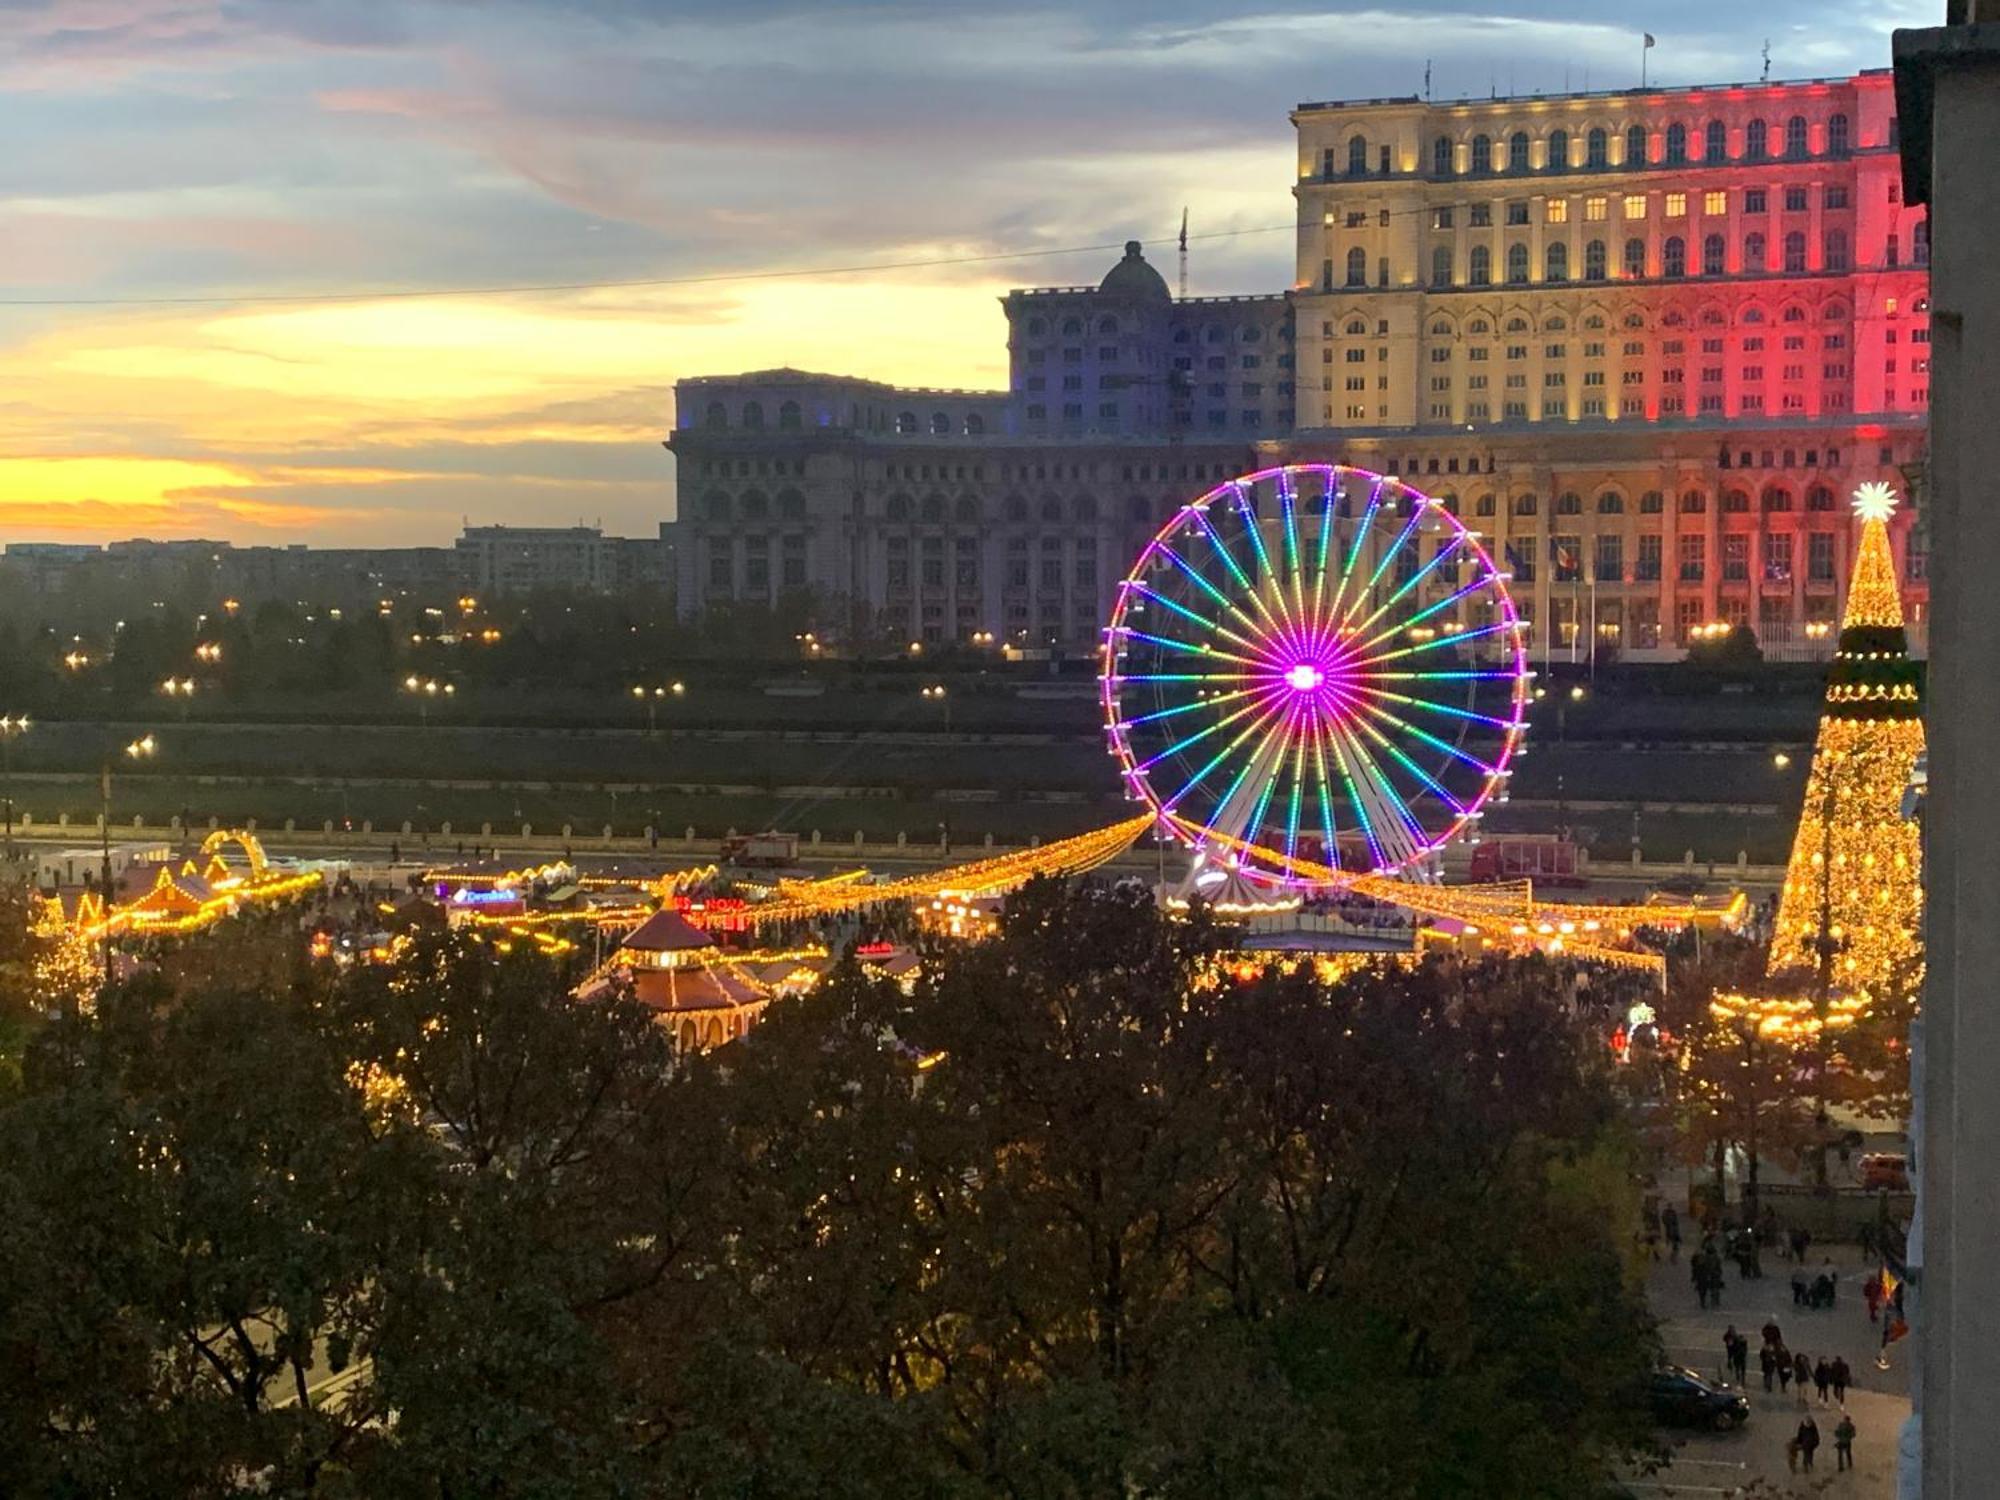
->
[668,68,1929,660]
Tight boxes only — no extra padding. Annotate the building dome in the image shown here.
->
[1098,240,1171,302]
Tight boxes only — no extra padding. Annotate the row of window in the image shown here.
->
[1017,314,1289,342]
[700,399,990,436]
[1329,112,1863,180]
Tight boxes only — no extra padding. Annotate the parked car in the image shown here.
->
[1858,1152,1911,1191]
[1648,1366,1750,1431]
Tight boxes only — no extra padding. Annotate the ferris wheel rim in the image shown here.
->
[1099,462,1532,885]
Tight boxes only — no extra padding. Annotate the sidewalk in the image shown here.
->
[1632,1243,1912,1497]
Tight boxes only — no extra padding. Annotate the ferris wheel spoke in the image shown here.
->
[1308,713,1342,871]
[1309,471,1340,627]
[1326,719,1421,870]
[1333,721,1432,867]
[1111,627,1275,672]
[1321,474,1388,632]
[1133,685,1289,774]
[1349,713,1469,816]
[1276,470,1312,638]
[1120,580,1279,662]
[1283,704,1312,865]
[1225,483,1309,662]
[1351,572,1508,659]
[1192,504,1298,656]
[1116,684,1269,731]
[1337,503,1429,633]
[1155,692,1293,817]
[1344,693,1505,781]
[1341,532,1470,648]
[1354,617,1520,670]
[1354,684,1521,731]
[1153,541,1269,639]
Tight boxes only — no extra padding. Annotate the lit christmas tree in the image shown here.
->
[1767,482,1924,1005]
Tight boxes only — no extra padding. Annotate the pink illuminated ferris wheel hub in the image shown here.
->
[1283,662,1325,693]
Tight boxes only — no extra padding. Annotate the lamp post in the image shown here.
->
[921,684,950,733]
[403,675,454,728]
[101,733,157,976]
[630,681,685,736]
[0,715,27,866]
[160,676,196,720]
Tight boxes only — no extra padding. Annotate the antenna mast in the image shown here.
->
[1178,208,1189,299]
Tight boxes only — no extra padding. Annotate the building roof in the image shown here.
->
[620,909,716,953]
[628,963,766,1014]
[1098,241,1172,303]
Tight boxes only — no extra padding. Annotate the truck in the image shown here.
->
[1466,834,1585,888]
[721,831,800,868]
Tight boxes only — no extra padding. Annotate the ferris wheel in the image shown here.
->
[1100,464,1531,885]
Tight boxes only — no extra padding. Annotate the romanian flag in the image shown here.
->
[1876,1266,1901,1302]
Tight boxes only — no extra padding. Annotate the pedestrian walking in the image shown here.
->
[1663,1204,1681,1262]
[1831,1355,1851,1403]
[1691,1253,1710,1309]
[1761,1316,1784,1349]
[1796,1413,1821,1470]
[1813,1356,1832,1403]
[1761,1343,1778,1392]
[1791,1264,1810,1306]
[1777,1345,1793,1394]
[1835,1411,1857,1471]
[1865,1271,1885,1323]
[1732,1333,1749,1385]
[1793,1349,1812,1400]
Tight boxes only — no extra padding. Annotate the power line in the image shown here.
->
[0,222,1299,310]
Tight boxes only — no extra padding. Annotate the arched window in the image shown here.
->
[1097,315,1118,334]
[1432,135,1452,175]
[1587,127,1608,166]
[896,411,917,434]
[741,400,764,430]
[777,399,801,430]
[1545,242,1569,281]
[1763,488,1793,513]
[1663,236,1686,278]
[1062,317,1083,335]
[1026,317,1046,335]
[1596,491,1625,514]
[964,413,985,435]
[704,400,727,429]
[1828,112,1850,154]
[1745,119,1767,159]
[1807,486,1836,513]
[1508,131,1530,172]
[1545,314,1568,330]
[1347,135,1369,175]
[1475,495,1497,516]
[1513,494,1539,516]
[885,495,912,521]
[777,489,806,520]
[1680,490,1706,514]
[1704,119,1727,161]
[1469,318,1490,334]
[703,491,731,522]
[1723,490,1750,514]
[1785,304,1809,323]
[1823,229,1849,272]
[1623,237,1647,278]
[1584,239,1607,280]
[1072,495,1097,524]
[955,496,981,524]
[1556,491,1583,515]
[1547,128,1569,169]
[1431,245,1452,286]
[1742,305,1766,324]
[929,412,950,435]
[1639,490,1665,514]
[1469,245,1492,285]
[1744,231,1766,271]
[1625,124,1647,164]
[1665,122,1687,164]
[1344,318,1367,336]
[1506,243,1529,283]
[1783,231,1807,273]
[1345,247,1367,287]
[1822,302,1847,321]
[1240,325,1261,343]
[1471,133,1492,172]
[1702,233,1726,276]
[1785,114,1808,158]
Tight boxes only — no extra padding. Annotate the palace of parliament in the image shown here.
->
[667,68,1931,660]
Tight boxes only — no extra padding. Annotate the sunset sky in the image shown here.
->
[1,0,1927,546]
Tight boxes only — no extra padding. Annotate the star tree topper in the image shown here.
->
[1852,481,1900,523]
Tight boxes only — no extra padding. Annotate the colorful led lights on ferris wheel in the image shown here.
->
[1100,463,1530,887]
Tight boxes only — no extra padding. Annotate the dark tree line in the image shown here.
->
[0,883,1658,1497]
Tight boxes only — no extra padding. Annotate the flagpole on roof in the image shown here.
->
[1642,31,1656,89]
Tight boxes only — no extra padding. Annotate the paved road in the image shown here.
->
[1634,1245,1912,1496]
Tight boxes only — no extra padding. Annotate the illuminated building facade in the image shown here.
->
[669,70,1929,660]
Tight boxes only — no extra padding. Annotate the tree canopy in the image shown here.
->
[0,884,1658,1497]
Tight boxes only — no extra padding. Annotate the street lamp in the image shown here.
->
[921,684,951,732]
[100,733,158,975]
[0,715,28,865]
[403,676,454,727]
[160,677,197,719]
[630,681,686,736]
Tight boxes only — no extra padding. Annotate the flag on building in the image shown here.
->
[1644,33,1656,48]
